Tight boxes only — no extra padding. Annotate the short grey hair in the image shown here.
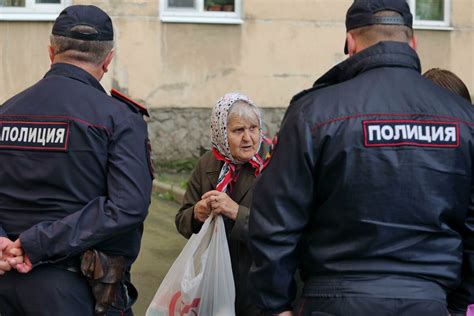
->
[50,25,114,65]
[228,101,261,127]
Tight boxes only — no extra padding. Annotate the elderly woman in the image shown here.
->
[175,92,267,316]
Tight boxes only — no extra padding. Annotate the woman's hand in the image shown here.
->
[202,190,239,220]
[194,198,212,223]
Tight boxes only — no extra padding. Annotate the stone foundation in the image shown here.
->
[148,107,286,163]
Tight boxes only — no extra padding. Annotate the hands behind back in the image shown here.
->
[8,239,33,274]
[0,237,27,275]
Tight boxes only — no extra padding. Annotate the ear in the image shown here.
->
[346,32,357,56]
[408,35,417,51]
[48,45,55,63]
[102,49,114,73]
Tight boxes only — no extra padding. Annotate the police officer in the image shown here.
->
[248,1,474,315]
[0,5,152,316]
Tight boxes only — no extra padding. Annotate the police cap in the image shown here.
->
[344,0,413,54]
[52,5,113,41]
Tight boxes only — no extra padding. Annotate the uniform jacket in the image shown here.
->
[248,41,474,314]
[0,63,153,267]
[175,150,258,315]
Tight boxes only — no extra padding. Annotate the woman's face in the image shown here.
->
[227,115,260,163]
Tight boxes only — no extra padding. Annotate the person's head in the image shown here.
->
[344,0,416,56]
[211,93,262,164]
[423,68,472,103]
[49,5,115,80]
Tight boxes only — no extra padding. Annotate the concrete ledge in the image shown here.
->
[152,179,185,203]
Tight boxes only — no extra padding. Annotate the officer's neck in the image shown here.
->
[51,57,104,82]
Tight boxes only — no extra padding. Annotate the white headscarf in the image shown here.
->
[210,92,263,163]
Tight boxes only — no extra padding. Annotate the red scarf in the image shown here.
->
[212,148,265,193]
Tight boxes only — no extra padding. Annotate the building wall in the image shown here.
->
[0,0,473,161]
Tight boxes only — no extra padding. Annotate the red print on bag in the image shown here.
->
[169,291,201,316]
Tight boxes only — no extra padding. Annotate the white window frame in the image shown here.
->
[0,0,70,21]
[407,0,452,30]
[160,0,243,24]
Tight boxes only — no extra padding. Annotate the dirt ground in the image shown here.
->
[131,193,187,315]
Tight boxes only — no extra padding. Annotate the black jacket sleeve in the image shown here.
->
[248,106,316,312]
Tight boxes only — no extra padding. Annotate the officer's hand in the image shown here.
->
[202,190,239,220]
[15,254,32,274]
[0,237,15,275]
[7,246,24,269]
[0,236,9,256]
[8,239,32,274]
[3,238,24,259]
[0,259,12,275]
[194,198,211,222]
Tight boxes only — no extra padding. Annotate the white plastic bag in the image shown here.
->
[146,214,235,316]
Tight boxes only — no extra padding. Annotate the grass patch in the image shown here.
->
[158,173,190,187]
[154,160,195,195]
[179,180,188,190]
[157,191,176,202]
[154,159,198,173]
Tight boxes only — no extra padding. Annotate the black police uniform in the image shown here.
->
[248,41,474,316]
[0,62,153,315]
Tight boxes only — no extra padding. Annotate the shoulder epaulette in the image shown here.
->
[290,84,329,104]
[290,88,311,104]
[111,89,149,117]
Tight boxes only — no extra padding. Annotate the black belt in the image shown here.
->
[48,256,81,273]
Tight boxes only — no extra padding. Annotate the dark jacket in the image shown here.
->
[248,42,474,315]
[0,63,153,267]
[176,150,259,315]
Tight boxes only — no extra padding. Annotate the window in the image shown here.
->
[0,0,69,21]
[160,0,243,24]
[407,0,451,29]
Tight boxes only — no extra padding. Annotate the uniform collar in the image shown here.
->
[44,63,106,94]
[313,41,421,89]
